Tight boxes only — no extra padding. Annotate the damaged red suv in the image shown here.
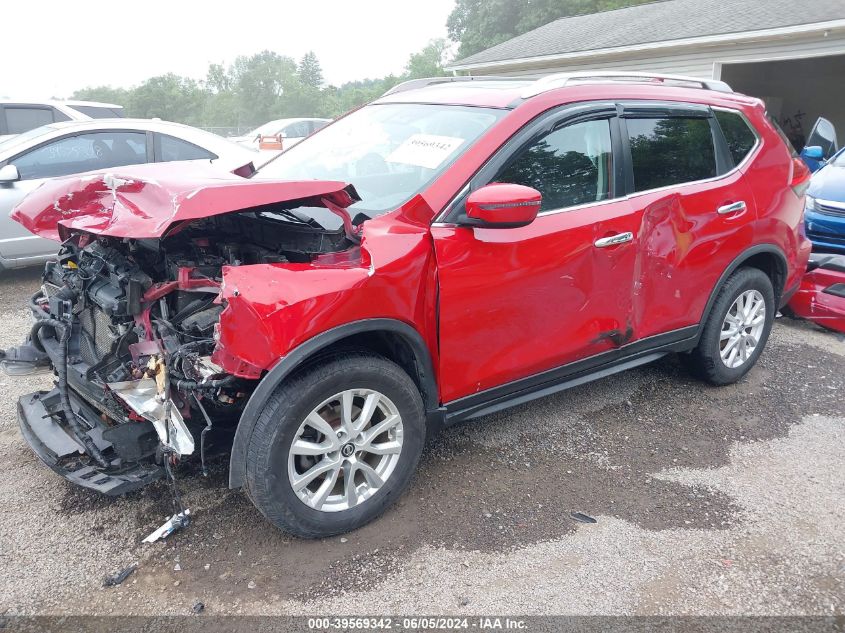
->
[6,73,811,538]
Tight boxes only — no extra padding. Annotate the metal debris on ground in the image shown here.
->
[570,511,597,524]
[192,601,205,614]
[103,563,138,587]
[142,510,192,543]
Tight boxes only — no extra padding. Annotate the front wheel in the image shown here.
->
[244,353,426,538]
[682,267,775,385]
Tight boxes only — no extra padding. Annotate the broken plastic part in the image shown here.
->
[570,511,597,524]
[103,563,138,587]
[142,509,191,543]
[108,378,195,455]
[0,344,51,376]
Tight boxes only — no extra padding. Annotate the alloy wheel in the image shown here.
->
[287,389,404,512]
[719,289,766,369]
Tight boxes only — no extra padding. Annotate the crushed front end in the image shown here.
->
[4,165,363,496]
[14,234,268,494]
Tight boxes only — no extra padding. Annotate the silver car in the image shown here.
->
[229,118,331,150]
[0,119,258,270]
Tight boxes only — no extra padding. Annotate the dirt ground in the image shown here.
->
[0,266,843,616]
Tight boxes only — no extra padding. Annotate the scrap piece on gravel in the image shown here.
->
[143,509,192,543]
[103,563,138,587]
[570,511,597,524]
[192,601,205,614]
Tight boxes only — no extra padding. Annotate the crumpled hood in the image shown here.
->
[11,162,358,241]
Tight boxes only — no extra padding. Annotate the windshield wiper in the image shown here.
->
[255,209,323,228]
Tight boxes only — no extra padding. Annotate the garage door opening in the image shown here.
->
[718,54,845,154]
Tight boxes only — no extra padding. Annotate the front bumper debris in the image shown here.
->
[17,389,163,496]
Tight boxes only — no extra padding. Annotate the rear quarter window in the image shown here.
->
[70,105,125,118]
[766,114,798,157]
[714,110,758,165]
[626,116,717,192]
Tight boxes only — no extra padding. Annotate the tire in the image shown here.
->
[682,267,775,385]
[244,352,426,538]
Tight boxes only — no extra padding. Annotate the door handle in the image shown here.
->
[717,201,747,215]
[594,232,634,248]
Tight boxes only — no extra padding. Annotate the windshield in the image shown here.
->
[248,120,288,137]
[254,103,507,216]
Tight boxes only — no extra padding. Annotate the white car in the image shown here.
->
[230,117,331,150]
[0,119,257,270]
[0,100,125,142]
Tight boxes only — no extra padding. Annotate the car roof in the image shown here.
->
[0,118,256,159]
[376,79,533,108]
[262,117,331,125]
[0,99,123,109]
[374,74,760,110]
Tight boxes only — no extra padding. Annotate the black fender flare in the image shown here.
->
[695,243,788,343]
[227,318,439,489]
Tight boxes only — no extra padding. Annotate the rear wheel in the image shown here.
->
[244,353,425,538]
[682,267,775,385]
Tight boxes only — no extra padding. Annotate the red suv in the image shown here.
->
[7,73,811,538]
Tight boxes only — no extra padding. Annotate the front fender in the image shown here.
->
[226,318,438,489]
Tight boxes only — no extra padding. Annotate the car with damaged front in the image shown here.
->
[3,73,812,538]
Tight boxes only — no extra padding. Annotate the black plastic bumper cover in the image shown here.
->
[17,389,163,496]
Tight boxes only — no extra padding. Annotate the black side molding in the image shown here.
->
[443,325,698,424]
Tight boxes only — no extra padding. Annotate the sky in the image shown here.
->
[1,0,456,99]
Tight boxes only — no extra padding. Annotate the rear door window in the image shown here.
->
[497,118,613,212]
[154,134,216,162]
[714,110,758,166]
[12,131,147,180]
[626,116,716,192]
[4,107,56,134]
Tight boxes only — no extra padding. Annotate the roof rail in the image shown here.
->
[521,71,733,98]
[382,75,527,97]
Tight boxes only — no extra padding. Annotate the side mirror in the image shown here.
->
[465,183,541,228]
[0,164,20,184]
[802,145,824,161]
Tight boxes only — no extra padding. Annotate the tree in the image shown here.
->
[228,50,299,125]
[70,86,130,107]
[126,74,206,125]
[448,0,657,60]
[298,51,324,89]
[404,39,450,79]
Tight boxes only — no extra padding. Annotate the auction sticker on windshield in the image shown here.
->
[386,134,465,169]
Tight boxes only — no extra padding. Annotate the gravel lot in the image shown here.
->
[0,266,843,616]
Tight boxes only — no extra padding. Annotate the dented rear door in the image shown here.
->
[618,102,757,339]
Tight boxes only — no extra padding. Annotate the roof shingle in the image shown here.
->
[449,0,845,68]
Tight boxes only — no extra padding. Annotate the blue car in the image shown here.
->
[806,146,845,253]
[800,117,838,173]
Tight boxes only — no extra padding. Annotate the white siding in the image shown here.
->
[466,30,845,79]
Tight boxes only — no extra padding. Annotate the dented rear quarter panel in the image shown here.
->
[742,107,813,292]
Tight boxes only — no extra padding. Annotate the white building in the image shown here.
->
[445,0,845,146]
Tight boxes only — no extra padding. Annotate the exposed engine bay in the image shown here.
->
[11,209,355,497]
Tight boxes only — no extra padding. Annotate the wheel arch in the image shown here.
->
[228,318,439,489]
[697,244,788,343]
